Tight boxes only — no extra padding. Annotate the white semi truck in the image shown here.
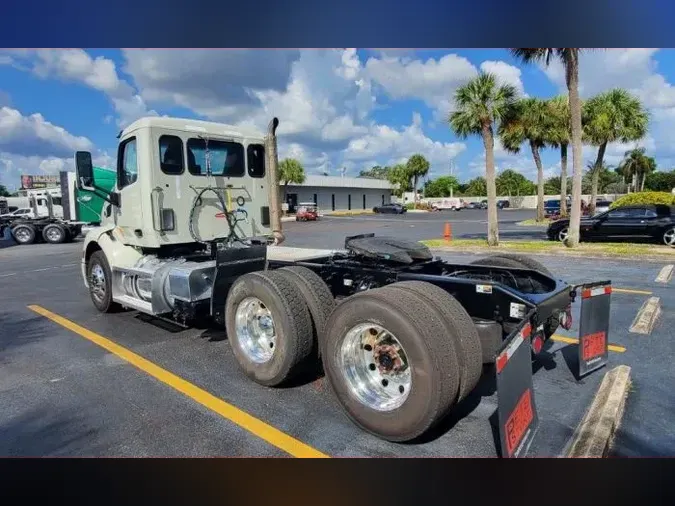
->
[75,115,607,447]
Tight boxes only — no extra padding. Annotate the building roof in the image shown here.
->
[288,175,396,190]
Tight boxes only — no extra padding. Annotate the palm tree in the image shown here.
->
[498,97,550,221]
[546,95,571,216]
[406,154,430,208]
[618,148,657,192]
[449,72,518,246]
[583,89,648,213]
[511,48,588,247]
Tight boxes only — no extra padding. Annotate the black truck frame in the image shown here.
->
[194,233,611,450]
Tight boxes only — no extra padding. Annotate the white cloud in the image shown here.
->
[364,53,478,120]
[479,60,526,97]
[0,106,93,158]
[5,49,158,128]
[344,113,466,175]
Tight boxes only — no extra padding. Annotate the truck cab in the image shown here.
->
[75,116,278,317]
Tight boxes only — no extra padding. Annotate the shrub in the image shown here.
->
[406,202,435,211]
[609,191,675,209]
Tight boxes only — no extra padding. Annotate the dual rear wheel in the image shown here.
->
[225,268,483,442]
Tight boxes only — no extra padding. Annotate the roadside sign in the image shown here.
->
[496,319,539,458]
[578,283,612,377]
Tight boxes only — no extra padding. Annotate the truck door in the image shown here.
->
[113,135,145,245]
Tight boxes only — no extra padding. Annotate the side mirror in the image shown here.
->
[75,151,95,191]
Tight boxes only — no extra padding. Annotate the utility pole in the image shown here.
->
[449,160,455,198]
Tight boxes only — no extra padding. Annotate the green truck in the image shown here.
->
[71,166,117,224]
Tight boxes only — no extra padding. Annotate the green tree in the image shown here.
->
[465,176,488,197]
[498,97,550,221]
[359,165,391,179]
[644,170,675,192]
[544,175,573,195]
[423,175,460,198]
[582,88,649,212]
[278,158,306,200]
[449,72,518,245]
[617,148,657,192]
[546,95,571,215]
[496,169,535,196]
[0,184,11,197]
[583,162,620,194]
[511,48,590,247]
[406,154,430,208]
[388,163,412,197]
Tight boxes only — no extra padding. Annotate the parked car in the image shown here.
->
[479,200,488,209]
[497,200,510,209]
[373,203,407,214]
[295,202,318,221]
[0,207,36,219]
[544,200,561,218]
[547,204,675,247]
[466,201,480,209]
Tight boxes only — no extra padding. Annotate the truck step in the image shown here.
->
[113,294,154,314]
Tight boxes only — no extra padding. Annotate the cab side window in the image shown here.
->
[118,137,138,189]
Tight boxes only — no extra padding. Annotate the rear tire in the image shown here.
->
[387,281,482,401]
[225,271,314,386]
[42,223,67,244]
[276,266,336,355]
[471,253,552,276]
[11,224,36,245]
[471,254,559,338]
[87,250,122,313]
[321,286,461,442]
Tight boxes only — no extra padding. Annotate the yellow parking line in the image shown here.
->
[551,334,626,353]
[28,304,329,459]
[613,288,653,295]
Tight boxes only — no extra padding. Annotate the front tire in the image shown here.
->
[321,286,461,442]
[225,271,314,386]
[663,226,675,248]
[556,226,569,243]
[87,250,121,313]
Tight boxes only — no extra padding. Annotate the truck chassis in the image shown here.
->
[85,232,596,444]
[1,216,83,245]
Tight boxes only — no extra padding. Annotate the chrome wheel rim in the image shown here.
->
[558,227,569,242]
[235,297,276,364]
[90,263,106,303]
[664,228,675,247]
[14,228,31,242]
[340,323,411,412]
[46,227,62,242]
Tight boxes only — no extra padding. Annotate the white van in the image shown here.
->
[433,197,465,211]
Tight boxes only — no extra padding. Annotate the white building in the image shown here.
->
[284,175,396,212]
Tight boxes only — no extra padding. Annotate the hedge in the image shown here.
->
[610,191,675,209]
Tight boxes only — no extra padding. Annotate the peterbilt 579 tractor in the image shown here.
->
[75,115,611,448]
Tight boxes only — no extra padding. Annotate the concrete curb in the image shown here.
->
[427,246,674,263]
[565,365,632,458]
[629,296,662,335]
[655,264,674,283]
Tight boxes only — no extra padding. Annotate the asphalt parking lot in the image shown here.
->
[1,214,673,457]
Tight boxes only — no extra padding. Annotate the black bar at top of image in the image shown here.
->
[1,0,675,47]
[0,458,674,503]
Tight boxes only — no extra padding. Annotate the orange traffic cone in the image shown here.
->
[444,222,452,241]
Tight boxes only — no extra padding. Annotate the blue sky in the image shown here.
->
[1,49,674,191]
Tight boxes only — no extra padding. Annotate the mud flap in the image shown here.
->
[495,314,539,458]
[577,282,612,377]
